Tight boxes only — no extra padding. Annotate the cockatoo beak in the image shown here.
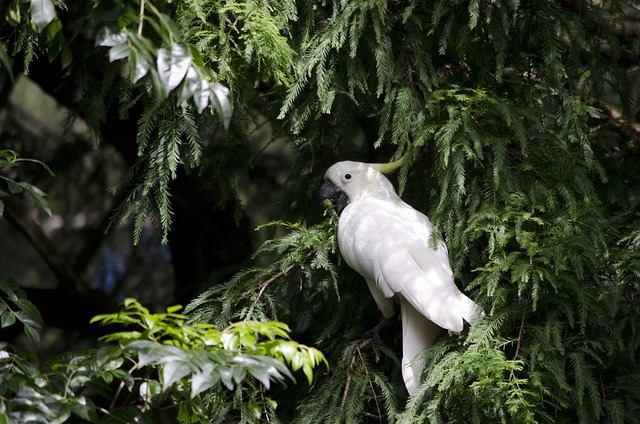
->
[319,181,348,210]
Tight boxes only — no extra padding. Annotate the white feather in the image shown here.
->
[324,161,482,395]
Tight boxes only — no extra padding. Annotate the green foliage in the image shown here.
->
[0,278,44,348]
[0,286,326,423]
[3,0,640,422]
[188,0,640,422]
[187,214,340,327]
[3,0,299,244]
[0,149,55,217]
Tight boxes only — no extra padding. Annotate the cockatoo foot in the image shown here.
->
[364,315,398,341]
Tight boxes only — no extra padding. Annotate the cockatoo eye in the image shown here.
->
[344,173,352,181]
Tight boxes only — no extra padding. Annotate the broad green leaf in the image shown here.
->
[209,83,233,129]
[178,67,199,105]
[127,341,186,368]
[231,362,248,385]
[6,0,21,26]
[7,180,23,194]
[68,396,98,422]
[110,369,135,390]
[127,33,156,61]
[190,363,218,397]
[0,278,20,301]
[193,79,211,114]
[129,50,150,83]
[161,360,192,391]
[30,0,56,32]
[95,346,122,368]
[15,298,44,327]
[20,182,52,216]
[218,366,234,390]
[40,17,62,48]
[60,40,72,69]
[16,311,42,348]
[109,43,131,62]
[1,310,16,328]
[157,43,191,95]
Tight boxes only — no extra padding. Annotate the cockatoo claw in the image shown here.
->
[364,315,397,341]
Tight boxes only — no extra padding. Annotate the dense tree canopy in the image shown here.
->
[1,0,639,422]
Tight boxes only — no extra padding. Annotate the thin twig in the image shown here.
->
[600,373,611,424]
[254,263,297,305]
[340,339,372,409]
[138,0,145,35]
[355,344,383,423]
[512,287,531,362]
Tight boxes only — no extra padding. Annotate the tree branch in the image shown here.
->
[3,199,119,334]
[4,199,90,295]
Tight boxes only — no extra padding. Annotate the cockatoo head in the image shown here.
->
[319,157,403,209]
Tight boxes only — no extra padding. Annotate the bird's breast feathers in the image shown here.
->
[338,198,452,289]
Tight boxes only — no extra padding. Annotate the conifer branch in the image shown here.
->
[253,262,297,305]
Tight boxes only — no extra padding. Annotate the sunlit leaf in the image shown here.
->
[127,341,183,368]
[157,43,191,95]
[178,67,199,105]
[30,0,56,32]
[218,366,234,390]
[162,360,192,391]
[190,362,218,397]
[109,44,131,62]
[209,83,233,129]
[129,49,149,84]
[193,79,211,114]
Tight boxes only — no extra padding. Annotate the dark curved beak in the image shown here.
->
[319,181,348,210]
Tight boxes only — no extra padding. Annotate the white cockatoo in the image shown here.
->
[319,158,482,395]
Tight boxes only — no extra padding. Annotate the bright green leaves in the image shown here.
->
[90,299,327,402]
[0,278,44,348]
[0,150,55,218]
[0,290,326,423]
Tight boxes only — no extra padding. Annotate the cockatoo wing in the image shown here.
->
[338,197,478,333]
